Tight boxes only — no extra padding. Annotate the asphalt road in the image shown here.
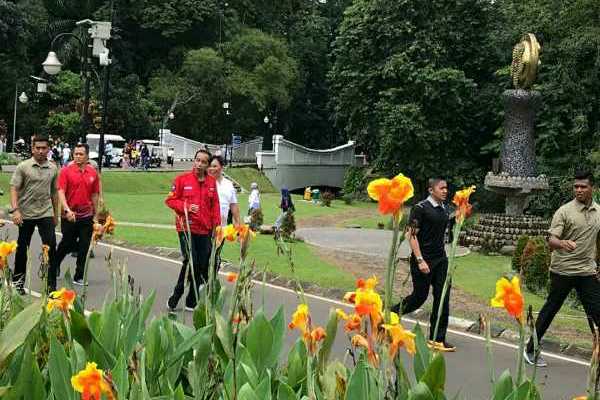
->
[7,225,590,399]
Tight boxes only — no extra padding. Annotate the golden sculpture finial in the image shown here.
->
[511,33,541,89]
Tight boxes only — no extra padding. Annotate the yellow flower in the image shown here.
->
[389,312,400,326]
[41,244,50,265]
[354,288,383,323]
[46,288,76,314]
[356,276,378,290]
[288,303,310,332]
[383,323,416,358]
[453,186,476,223]
[367,174,414,216]
[336,308,349,320]
[71,362,115,400]
[491,276,524,323]
[223,224,238,242]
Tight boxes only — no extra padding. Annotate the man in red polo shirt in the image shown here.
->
[166,148,220,312]
[51,143,101,289]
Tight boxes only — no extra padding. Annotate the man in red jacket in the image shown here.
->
[166,149,220,311]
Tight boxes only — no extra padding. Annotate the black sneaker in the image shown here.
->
[523,350,547,367]
[16,286,26,296]
[166,301,177,313]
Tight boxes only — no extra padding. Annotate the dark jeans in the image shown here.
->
[527,272,600,353]
[13,217,56,289]
[398,256,450,342]
[52,217,94,286]
[169,232,212,309]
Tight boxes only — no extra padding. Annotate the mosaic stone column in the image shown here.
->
[500,89,541,177]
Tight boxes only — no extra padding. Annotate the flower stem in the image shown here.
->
[516,321,525,386]
[384,214,401,324]
[432,220,462,344]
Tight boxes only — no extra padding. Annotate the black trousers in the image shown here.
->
[169,232,212,308]
[400,256,451,342]
[52,217,94,286]
[527,272,600,353]
[13,217,56,289]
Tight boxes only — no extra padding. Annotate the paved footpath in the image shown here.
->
[7,225,589,399]
[297,227,470,259]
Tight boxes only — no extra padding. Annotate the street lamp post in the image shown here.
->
[160,111,175,148]
[42,19,112,172]
[11,85,29,152]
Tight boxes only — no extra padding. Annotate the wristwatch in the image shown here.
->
[416,256,424,263]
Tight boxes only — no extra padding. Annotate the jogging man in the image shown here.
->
[52,143,101,288]
[525,170,600,367]
[166,149,220,312]
[392,177,455,352]
[10,135,59,294]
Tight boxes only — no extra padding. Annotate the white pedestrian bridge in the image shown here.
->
[256,135,365,191]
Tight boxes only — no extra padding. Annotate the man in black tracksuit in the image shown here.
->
[392,178,455,352]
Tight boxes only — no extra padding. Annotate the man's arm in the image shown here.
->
[165,177,186,214]
[407,204,430,273]
[58,189,75,222]
[548,234,576,251]
[230,203,241,226]
[9,186,23,225]
[547,208,576,251]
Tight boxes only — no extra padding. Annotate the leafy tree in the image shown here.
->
[329,0,500,190]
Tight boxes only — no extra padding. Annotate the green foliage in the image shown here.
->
[0,153,19,166]
[250,208,264,230]
[512,235,530,272]
[46,111,80,141]
[343,166,368,198]
[279,211,296,241]
[520,236,551,294]
[321,191,335,207]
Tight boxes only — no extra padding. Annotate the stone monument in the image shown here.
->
[461,34,550,249]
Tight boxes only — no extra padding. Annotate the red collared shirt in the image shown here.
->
[57,163,100,218]
[165,172,220,235]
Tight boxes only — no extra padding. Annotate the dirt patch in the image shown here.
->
[298,206,380,228]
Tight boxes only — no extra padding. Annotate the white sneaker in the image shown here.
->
[523,350,547,367]
[73,279,88,286]
[184,305,196,312]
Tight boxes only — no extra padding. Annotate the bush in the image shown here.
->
[249,208,263,230]
[342,194,354,205]
[511,235,530,272]
[321,191,335,207]
[279,211,296,241]
[0,153,19,166]
[343,166,368,197]
[520,236,550,294]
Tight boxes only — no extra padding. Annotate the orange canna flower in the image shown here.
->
[310,326,327,342]
[351,334,379,366]
[47,288,76,314]
[223,224,238,242]
[343,291,356,304]
[41,244,50,265]
[236,224,256,242]
[104,215,116,235]
[0,240,17,258]
[383,323,416,358]
[367,174,414,217]
[453,186,476,223]
[357,276,378,290]
[354,288,383,323]
[71,362,115,400]
[491,276,524,323]
[288,303,310,332]
[225,272,238,283]
[344,313,362,332]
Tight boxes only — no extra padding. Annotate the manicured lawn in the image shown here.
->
[453,253,590,333]
[111,226,356,290]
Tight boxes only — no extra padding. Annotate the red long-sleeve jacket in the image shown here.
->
[165,172,221,235]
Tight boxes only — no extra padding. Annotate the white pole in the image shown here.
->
[12,83,17,152]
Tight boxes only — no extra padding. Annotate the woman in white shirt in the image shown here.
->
[208,155,241,227]
[248,182,261,214]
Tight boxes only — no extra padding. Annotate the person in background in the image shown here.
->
[248,182,260,215]
[9,135,59,294]
[524,170,600,367]
[275,187,295,230]
[166,149,220,312]
[62,143,71,165]
[141,144,150,170]
[167,147,175,168]
[52,143,101,288]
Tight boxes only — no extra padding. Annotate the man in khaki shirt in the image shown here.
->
[10,135,59,294]
[525,170,600,367]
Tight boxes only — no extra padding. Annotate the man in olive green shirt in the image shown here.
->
[525,170,600,367]
[10,135,59,294]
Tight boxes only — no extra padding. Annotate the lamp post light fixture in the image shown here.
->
[43,19,112,171]
[160,111,175,148]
